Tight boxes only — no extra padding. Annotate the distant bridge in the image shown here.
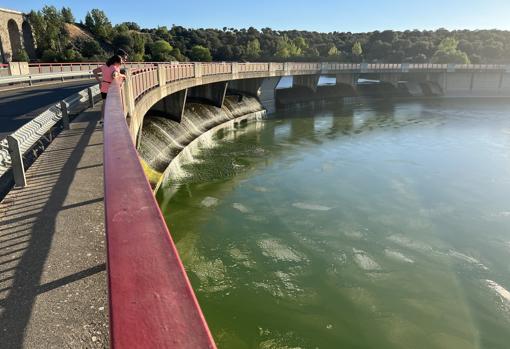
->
[119,62,510,145]
[0,8,35,63]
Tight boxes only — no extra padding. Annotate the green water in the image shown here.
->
[157,99,510,349]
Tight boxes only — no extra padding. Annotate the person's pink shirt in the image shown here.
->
[100,64,120,93]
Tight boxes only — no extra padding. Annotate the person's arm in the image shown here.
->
[92,67,102,83]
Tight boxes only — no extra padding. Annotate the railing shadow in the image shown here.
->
[0,109,100,348]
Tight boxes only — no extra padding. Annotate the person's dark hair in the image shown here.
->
[106,55,122,67]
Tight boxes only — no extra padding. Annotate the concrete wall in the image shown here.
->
[0,8,35,63]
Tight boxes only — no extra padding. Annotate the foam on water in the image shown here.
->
[352,248,381,271]
[448,250,489,270]
[387,234,433,252]
[258,239,306,263]
[486,280,510,304]
[292,202,332,211]
[344,230,364,240]
[201,196,219,208]
[232,203,250,213]
[384,249,414,263]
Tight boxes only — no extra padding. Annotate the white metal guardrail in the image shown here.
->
[0,70,95,87]
[0,85,101,187]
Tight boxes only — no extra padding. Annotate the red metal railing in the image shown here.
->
[103,78,217,348]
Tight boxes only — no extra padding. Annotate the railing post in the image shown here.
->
[194,63,202,78]
[269,62,277,76]
[283,62,290,75]
[231,62,239,79]
[157,64,166,87]
[123,70,136,118]
[401,63,410,73]
[7,135,26,188]
[88,87,95,108]
[60,101,70,130]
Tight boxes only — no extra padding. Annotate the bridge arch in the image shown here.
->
[21,21,35,59]
[7,19,21,60]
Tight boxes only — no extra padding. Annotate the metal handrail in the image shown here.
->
[103,78,217,348]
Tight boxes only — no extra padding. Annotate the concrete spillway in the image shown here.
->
[138,94,265,175]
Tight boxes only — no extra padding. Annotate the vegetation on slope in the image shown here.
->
[23,6,510,64]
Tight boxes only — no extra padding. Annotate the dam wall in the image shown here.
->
[138,94,265,180]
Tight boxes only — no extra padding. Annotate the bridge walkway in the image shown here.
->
[0,106,108,348]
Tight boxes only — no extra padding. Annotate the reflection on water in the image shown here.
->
[157,99,510,349]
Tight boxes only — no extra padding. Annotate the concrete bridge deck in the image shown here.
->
[0,106,108,348]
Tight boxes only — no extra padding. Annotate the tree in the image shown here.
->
[245,38,261,59]
[328,45,341,57]
[431,37,470,64]
[352,41,363,60]
[61,7,75,23]
[13,49,29,62]
[85,9,112,42]
[112,33,134,55]
[78,39,103,58]
[150,40,174,61]
[190,45,212,62]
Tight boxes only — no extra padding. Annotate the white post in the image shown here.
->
[7,135,26,188]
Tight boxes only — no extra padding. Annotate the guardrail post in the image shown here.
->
[60,101,70,130]
[7,135,26,188]
[88,87,95,108]
[194,63,202,78]
[447,64,456,73]
[401,63,410,73]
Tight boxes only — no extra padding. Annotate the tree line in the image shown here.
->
[23,6,510,64]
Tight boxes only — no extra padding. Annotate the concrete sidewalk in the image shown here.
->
[0,106,108,348]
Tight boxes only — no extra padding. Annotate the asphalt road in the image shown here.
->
[0,79,97,139]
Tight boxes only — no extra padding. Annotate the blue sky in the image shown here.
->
[3,0,510,32]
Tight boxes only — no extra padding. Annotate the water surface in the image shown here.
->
[157,99,510,349]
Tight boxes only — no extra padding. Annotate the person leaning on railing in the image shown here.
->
[93,55,126,125]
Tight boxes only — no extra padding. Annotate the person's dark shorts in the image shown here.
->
[101,92,107,100]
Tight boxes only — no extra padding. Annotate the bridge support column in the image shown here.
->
[293,75,320,92]
[148,89,188,123]
[336,73,357,86]
[187,81,228,108]
[259,77,281,114]
[228,78,264,97]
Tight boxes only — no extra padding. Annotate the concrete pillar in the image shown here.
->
[293,75,320,92]
[336,73,356,86]
[194,63,202,78]
[187,81,228,108]
[148,89,188,123]
[228,78,263,97]
[259,77,281,114]
[231,62,239,80]
[157,65,166,86]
